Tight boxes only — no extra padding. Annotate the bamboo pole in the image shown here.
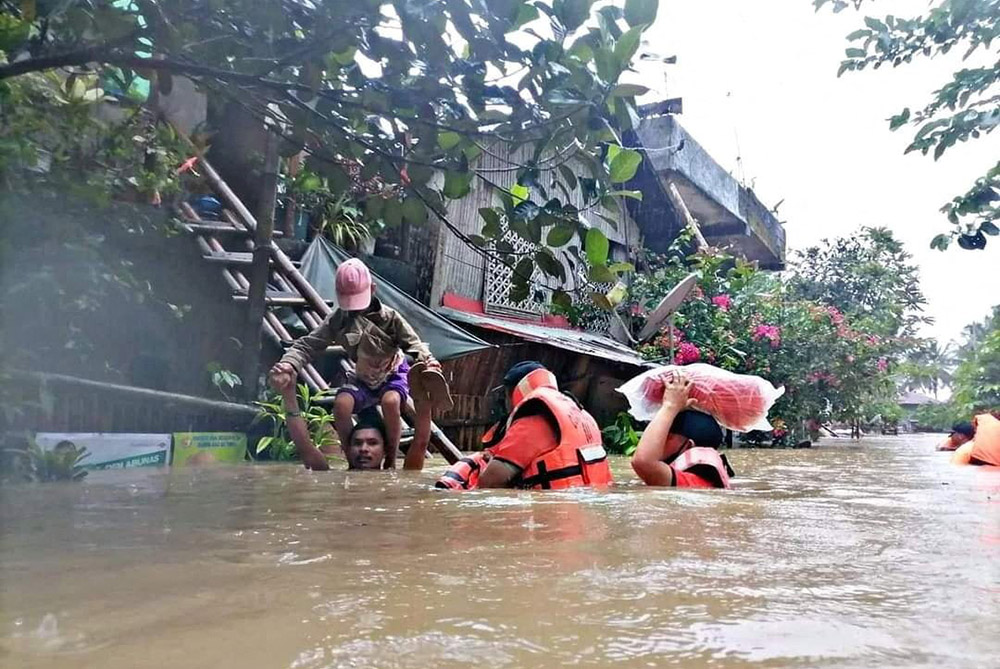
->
[667,182,709,250]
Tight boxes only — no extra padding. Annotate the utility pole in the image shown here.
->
[241,132,280,401]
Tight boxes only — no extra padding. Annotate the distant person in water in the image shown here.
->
[437,361,613,490]
[936,421,975,451]
[268,258,451,469]
[279,382,428,471]
[950,413,1000,467]
[631,370,735,489]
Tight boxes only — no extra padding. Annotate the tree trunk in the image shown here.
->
[240,132,280,400]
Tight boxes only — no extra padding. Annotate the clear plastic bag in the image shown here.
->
[617,363,785,432]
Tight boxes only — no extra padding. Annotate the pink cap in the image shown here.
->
[335,258,373,311]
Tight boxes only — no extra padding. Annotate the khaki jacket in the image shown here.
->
[279,297,432,372]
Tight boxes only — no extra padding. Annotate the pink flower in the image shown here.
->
[867,335,880,346]
[711,294,732,311]
[877,357,888,372]
[846,354,855,363]
[674,341,702,365]
[826,306,844,325]
[752,324,782,348]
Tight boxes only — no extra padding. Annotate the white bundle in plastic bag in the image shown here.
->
[617,363,785,432]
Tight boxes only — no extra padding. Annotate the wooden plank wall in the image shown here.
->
[430,144,644,309]
[437,326,638,450]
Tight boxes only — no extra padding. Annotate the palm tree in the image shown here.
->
[902,341,954,399]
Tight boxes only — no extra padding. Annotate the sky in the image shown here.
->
[630,0,999,346]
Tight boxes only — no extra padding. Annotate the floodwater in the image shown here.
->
[1,434,998,669]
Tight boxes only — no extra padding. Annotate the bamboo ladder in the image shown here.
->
[177,158,462,464]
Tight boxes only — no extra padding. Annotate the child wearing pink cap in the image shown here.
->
[269,258,452,469]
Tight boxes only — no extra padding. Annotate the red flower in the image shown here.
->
[711,294,732,311]
[674,341,702,365]
[752,324,782,348]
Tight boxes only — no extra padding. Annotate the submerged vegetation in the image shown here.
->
[253,385,337,461]
[0,435,89,483]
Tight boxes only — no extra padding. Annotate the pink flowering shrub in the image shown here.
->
[712,294,732,311]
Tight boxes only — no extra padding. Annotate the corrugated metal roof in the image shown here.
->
[439,307,653,369]
[898,391,938,406]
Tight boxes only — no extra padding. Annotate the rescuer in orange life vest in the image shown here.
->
[631,369,735,489]
[437,361,613,490]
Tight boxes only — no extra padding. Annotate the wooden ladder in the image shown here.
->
[177,158,462,464]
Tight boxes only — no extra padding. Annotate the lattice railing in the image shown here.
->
[484,230,547,318]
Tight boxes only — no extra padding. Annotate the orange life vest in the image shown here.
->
[504,369,614,490]
[666,447,732,489]
[435,452,491,490]
[970,413,1000,466]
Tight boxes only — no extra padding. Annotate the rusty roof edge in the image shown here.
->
[438,307,655,369]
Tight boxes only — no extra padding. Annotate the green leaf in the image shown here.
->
[509,280,530,303]
[510,183,530,205]
[560,0,596,31]
[929,234,951,251]
[846,29,870,41]
[614,27,643,69]
[512,4,540,29]
[469,234,487,248]
[845,47,866,58]
[590,290,614,310]
[547,224,576,247]
[888,107,910,131]
[551,290,573,310]
[513,257,535,282]
[438,131,461,150]
[609,262,634,273]
[611,83,650,97]
[535,249,565,280]
[980,221,999,236]
[597,212,620,231]
[585,227,610,267]
[479,207,502,239]
[443,170,473,199]
[331,46,357,65]
[608,147,642,182]
[609,189,642,200]
[558,164,578,191]
[864,16,887,32]
[624,0,658,27]
[601,194,621,213]
[256,436,274,455]
[589,264,616,283]
[402,197,427,225]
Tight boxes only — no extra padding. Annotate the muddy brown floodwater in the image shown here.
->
[1,434,998,668]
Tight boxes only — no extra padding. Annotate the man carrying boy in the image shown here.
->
[268,258,451,468]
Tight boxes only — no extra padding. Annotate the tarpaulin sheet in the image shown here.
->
[283,237,491,361]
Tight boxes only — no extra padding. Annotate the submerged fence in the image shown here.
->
[3,370,258,435]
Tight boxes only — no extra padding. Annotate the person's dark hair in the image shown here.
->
[349,407,388,445]
[503,361,546,389]
[670,410,724,447]
[951,421,975,439]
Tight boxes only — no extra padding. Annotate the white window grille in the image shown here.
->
[484,230,547,319]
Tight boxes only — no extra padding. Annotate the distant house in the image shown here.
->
[898,391,939,432]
